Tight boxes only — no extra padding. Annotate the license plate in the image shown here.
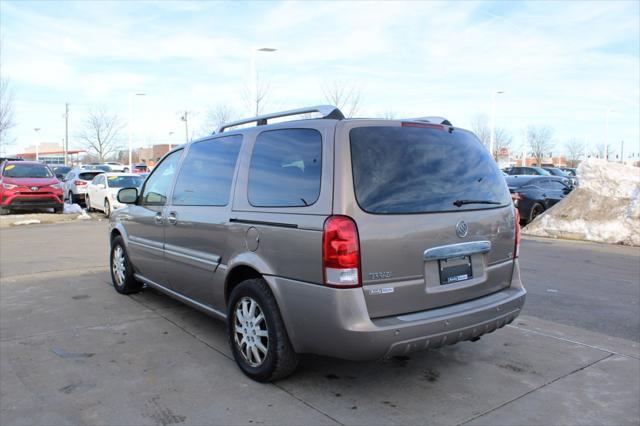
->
[439,256,473,285]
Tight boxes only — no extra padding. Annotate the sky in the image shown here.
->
[1,0,639,159]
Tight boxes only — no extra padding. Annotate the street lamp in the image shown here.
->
[605,108,617,161]
[34,128,41,161]
[128,93,146,172]
[489,90,505,159]
[250,47,277,115]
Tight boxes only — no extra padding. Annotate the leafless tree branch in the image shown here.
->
[322,80,362,118]
[77,106,125,162]
[527,125,555,166]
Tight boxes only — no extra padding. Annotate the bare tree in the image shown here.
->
[0,78,15,152]
[471,114,512,158]
[204,104,234,134]
[527,125,555,166]
[77,107,125,162]
[322,80,361,118]
[243,72,270,116]
[565,138,585,167]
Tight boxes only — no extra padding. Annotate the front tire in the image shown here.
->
[227,278,298,382]
[104,199,111,218]
[0,206,9,215]
[86,195,93,212]
[110,236,143,294]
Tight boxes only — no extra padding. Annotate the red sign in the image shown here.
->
[499,148,509,157]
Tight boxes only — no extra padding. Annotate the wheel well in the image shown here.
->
[110,229,122,245]
[224,265,262,304]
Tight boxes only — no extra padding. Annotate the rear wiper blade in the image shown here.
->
[453,199,501,207]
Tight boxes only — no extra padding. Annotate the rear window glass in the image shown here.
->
[248,129,322,207]
[3,163,53,178]
[79,172,102,180]
[106,175,144,188]
[350,126,511,214]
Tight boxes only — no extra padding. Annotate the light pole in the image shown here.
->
[180,112,189,143]
[34,128,41,161]
[250,47,277,115]
[605,108,616,161]
[489,90,505,159]
[128,93,146,172]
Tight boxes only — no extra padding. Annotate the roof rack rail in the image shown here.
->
[408,116,453,126]
[216,105,345,134]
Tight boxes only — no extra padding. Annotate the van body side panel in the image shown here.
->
[227,120,336,285]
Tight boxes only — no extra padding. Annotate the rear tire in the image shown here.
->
[67,191,74,204]
[110,236,143,295]
[529,203,545,223]
[227,278,299,382]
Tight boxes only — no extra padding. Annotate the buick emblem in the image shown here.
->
[456,221,468,238]
[30,186,39,191]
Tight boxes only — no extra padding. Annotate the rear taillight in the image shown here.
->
[322,215,361,288]
[514,208,521,259]
[75,180,87,186]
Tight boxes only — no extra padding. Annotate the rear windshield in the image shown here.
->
[350,126,511,214]
[2,163,53,178]
[106,175,144,188]
[79,172,102,181]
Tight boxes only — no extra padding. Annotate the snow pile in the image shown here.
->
[63,203,84,214]
[12,219,41,226]
[77,210,92,220]
[523,159,640,246]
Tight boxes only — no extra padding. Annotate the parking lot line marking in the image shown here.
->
[457,352,615,426]
[507,324,639,360]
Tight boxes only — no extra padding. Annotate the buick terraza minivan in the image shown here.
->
[108,105,526,381]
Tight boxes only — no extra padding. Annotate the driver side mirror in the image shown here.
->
[117,187,138,204]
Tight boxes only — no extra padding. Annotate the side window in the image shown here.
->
[141,150,182,205]
[248,129,322,207]
[172,135,242,206]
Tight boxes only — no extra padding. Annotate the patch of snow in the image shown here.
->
[523,159,640,246]
[63,203,84,214]
[13,219,41,226]
[77,210,92,220]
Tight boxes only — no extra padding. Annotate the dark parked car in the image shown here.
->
[560,167,577,177]
[504,166,551,176]
[51,165,72,181]
[542,167,574,187]
[506,176,572,224]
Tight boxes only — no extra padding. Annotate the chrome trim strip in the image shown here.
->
[128,237,163,252]
[134,274,226,320]
[423,241,491,261]
[164,243,221,271]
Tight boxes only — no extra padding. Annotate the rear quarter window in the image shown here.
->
[248,129,322,207]
[350,126,511,214]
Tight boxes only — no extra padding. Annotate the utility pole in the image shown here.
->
[64,103,69,166]
[181,111,189,142]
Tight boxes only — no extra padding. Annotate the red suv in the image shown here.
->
[0,161,64,215]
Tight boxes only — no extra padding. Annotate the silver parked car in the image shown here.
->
[62,168,105,205]
[108,105,526,381]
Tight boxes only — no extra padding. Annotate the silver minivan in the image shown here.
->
[109,105,526,381]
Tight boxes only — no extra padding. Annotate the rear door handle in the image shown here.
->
[154,212,163,225]
[168,211,178,225]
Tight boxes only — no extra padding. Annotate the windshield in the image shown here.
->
[545,168,565,176]
[350,126,511,214]
[106,175,143,188]
[3,163,53,178]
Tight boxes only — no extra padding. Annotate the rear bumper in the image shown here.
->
[266,261,526,361]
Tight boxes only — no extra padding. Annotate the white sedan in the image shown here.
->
[86,173,144,217]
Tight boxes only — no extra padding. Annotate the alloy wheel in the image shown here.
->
[112,245,126,287]
[233,297,269,367]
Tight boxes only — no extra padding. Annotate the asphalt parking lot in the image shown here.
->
[1,220,639,425]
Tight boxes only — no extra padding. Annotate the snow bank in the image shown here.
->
[63,203,84,214]
[523,159,640,246]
